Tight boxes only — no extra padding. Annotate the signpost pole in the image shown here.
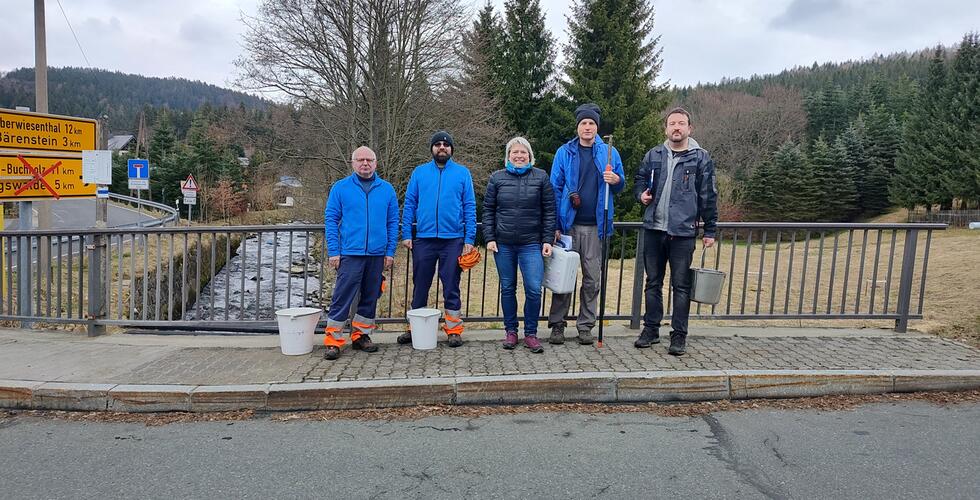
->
[17,201,31,328]
[35,0,52,294]
[87,186,107,336]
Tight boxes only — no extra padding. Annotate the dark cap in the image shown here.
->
[430,130,454,148]
[574,103,601,126]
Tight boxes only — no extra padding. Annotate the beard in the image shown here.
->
[433,151,451,163]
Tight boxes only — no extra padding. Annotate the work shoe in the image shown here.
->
[548,325,565,345]
[502,331,519,350]
[667,332,687,356]
[396,331,412,345]
[352,335,379,352]
[524,335,544,353]
[323,346,340,360]
[577,330,595,345]
[447,334,463,348]
[634,327,661,348]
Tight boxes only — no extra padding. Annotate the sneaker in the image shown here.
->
[502,331,519,350]
[668,332,687,356]
[525,335,544,353]
[548,325,566,345]
[396,331,412,345]
[352,335,379,352]
[323,346,340,360]
[577,330,595,345]
[447,334,463,348]
[634,327,661,348]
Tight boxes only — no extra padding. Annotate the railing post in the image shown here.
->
[86,198,108,336]
[629,230,644,330]
[894,229,918,333]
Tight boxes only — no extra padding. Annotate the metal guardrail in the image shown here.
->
[107,192,179,227]
[0,222,945,334]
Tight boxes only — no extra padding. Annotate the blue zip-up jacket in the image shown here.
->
[550,135,626,238]
[401,159,477,244]
[324,174,400,257]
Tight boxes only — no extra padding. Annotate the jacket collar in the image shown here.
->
[348,172,381,187]
[424,158,461,171]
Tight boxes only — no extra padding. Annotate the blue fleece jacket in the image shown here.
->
[401,159,477,244]
[550,135,626,238]
[324,173,400,257]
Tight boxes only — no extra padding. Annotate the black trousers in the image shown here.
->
[641,229,695,336]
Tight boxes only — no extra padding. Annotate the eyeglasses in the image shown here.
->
[433,141,450,147]
[353,158,376,163]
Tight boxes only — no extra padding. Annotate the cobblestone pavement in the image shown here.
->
[286,336,980,384]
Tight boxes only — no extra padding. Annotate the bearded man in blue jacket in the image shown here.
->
[322,146,400,361]
[398,131,477,348]
[547,104,626,345]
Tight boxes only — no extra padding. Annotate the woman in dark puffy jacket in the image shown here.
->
[483,137,556,353]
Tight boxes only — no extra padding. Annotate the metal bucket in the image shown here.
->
[690,245,726,304]
[691,267,726,304]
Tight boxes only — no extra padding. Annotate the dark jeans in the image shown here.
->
[493,243,544,335]
[642,230,695,336]
[411,237,464,311]
[327,256,385,322]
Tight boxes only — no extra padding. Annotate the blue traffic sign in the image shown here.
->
[128,158,149,179]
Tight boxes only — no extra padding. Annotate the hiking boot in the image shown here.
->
[668,332,687,356]
[577,329,595,345]
[323,346,340,360]
[548,325,566,345]
[352,335,379,352]
[447,334,463,348]
[502,331,519,350]
[634,327,661,348]
[396,331,412,345]
[525,335,544,353]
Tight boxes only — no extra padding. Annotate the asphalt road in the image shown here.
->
[3,198,156,230]
[1,401,977,499]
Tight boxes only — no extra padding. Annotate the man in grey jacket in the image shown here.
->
[632,107,718,355]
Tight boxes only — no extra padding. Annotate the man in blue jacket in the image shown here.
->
[398,131,477,348]
[547,104,626,345]
[633,108,718,356]
[322,146,400,360]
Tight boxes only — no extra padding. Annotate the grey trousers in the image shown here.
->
[548,224,602,332]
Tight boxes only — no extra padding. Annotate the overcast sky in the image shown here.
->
[1,0,977,90]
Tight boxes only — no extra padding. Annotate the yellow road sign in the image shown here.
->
[0,153,96,201]
[0,108,97,154]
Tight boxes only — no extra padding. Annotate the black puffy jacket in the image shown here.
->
[482,167,556,246]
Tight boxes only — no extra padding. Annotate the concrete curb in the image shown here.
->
[2,370,980,413]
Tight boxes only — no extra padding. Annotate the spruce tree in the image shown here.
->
[940,33,980,208]
[743,159,777,220]
[563,0,671,218]
[839,120,874,213]
[809,137,856,221]
[496,0,562,163]
[863,158,893,213]
[891,47,948,213]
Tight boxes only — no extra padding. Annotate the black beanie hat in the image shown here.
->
[574,103,601,126]
[430,130,454,148]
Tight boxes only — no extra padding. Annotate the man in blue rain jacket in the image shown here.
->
[322,146,399,360]
[547,103,626,346]
[399,131,477,348]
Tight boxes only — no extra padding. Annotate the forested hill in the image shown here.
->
[0,67,267,130]
[678,47,947,97]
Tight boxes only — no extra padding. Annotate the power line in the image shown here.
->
[55,0,91,66]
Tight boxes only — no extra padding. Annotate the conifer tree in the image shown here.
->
[563,0,671,218]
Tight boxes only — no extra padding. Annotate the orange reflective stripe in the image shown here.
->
[352,321,375,330]
[351,331,363,343]
[323,327,346,347]
[443,323,464,335]
[444,315,461,323]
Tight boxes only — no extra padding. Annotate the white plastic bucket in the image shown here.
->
[406,308,441,350]
[275,307,322,355]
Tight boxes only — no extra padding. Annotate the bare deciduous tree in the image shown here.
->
[679,85,807,202]
[236,0,469,199]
